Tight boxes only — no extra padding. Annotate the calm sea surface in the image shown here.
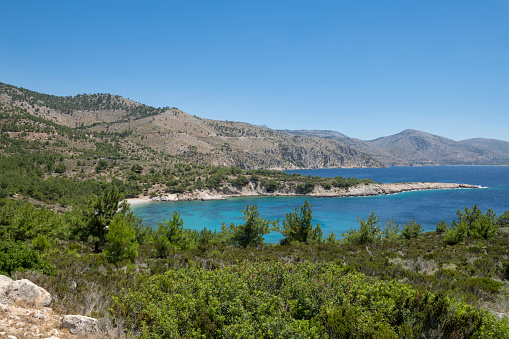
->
[131,166,509,243]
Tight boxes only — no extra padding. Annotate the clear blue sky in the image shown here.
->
[1,1,508,141]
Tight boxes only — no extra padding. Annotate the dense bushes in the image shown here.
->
[0,236,54,276]
[342,213,424,245]
[113,261,509,338]
[0,162,508,338]
[437,205,500,244]
[0,154,143,205]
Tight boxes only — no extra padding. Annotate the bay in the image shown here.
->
[131,166,509,243]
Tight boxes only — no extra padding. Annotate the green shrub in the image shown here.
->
[497,211,509,226]
[401,220,424,239]
[0,236,54,276]
[95,159,108,173]
[221,205,276,248]
[104,214,139,264]
[263,179,279,192]
[296,182,315,194]
[32,234,51,252]
[322,182,332,190]
[280,199,322,244]
[154,211,193,257]
[112,261,509,338]
[232,174,250,188]
[342,212,381,245]
[436,220,448,233]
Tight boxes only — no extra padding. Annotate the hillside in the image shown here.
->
[285,129,509,166]
[1,83,509,338]
[4,81,508,168]
[0,82,380,169]
[281,129,403,165]
[460,138,509,159]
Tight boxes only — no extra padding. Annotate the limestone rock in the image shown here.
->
[490,310,509,320]
[0,275,51,307]
[60,315,98,334]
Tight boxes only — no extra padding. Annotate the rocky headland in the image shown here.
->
[127,182,480,204]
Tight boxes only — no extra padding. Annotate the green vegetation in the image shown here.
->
[437,205,501,245]
[0,82,168,121]
[154,211,195,256]
[0,236,54,276]
[72,186,137,252]
[2,189,509,337]
[280,199,323,244]
[103,214,139,264]
[113,261,509,338]
[1,86,509,337]
[221,205,277,248]
[342,213,425,245]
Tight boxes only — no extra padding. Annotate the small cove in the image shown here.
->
[131,166,509,243]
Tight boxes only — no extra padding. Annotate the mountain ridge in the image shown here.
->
[2,81,508,167]
[284,128,509,166]
[0,82,380,169]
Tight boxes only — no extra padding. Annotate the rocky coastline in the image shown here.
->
[126,182,480,204]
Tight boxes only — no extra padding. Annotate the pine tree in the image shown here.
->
[280,199,322,244]
[222,205,276,248]
[104,214,138,264]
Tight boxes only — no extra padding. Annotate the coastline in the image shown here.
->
[125,182,480,205]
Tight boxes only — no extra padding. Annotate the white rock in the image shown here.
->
[0,276,51,307]
[60,315,98,334]
[0,276,12,291]
[33,312,49,321]
[490,310,509,320]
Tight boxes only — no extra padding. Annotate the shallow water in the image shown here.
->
[131,166,509,243]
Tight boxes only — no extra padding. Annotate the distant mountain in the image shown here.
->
[459,138,509,159]
[4,81,507,168]
[280,130,402,165]
[283,129,509,166]
[0,82,380,169]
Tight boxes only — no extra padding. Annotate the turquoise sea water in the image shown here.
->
[131,166,509,243]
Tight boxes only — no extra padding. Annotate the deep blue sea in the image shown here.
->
[131,166,509,243]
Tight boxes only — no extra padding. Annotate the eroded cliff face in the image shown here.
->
[204,135,382,169]
[135,182,479,203]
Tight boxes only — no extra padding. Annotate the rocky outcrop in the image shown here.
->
[308,182,479,198]
[490,310,509,321]
[0,275,101,338]
[130,182,479,204]
[61,315,99,335]
[0,275,51,307]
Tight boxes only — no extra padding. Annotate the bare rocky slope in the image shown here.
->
[0,82,380,169]
[4,81,507,168]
